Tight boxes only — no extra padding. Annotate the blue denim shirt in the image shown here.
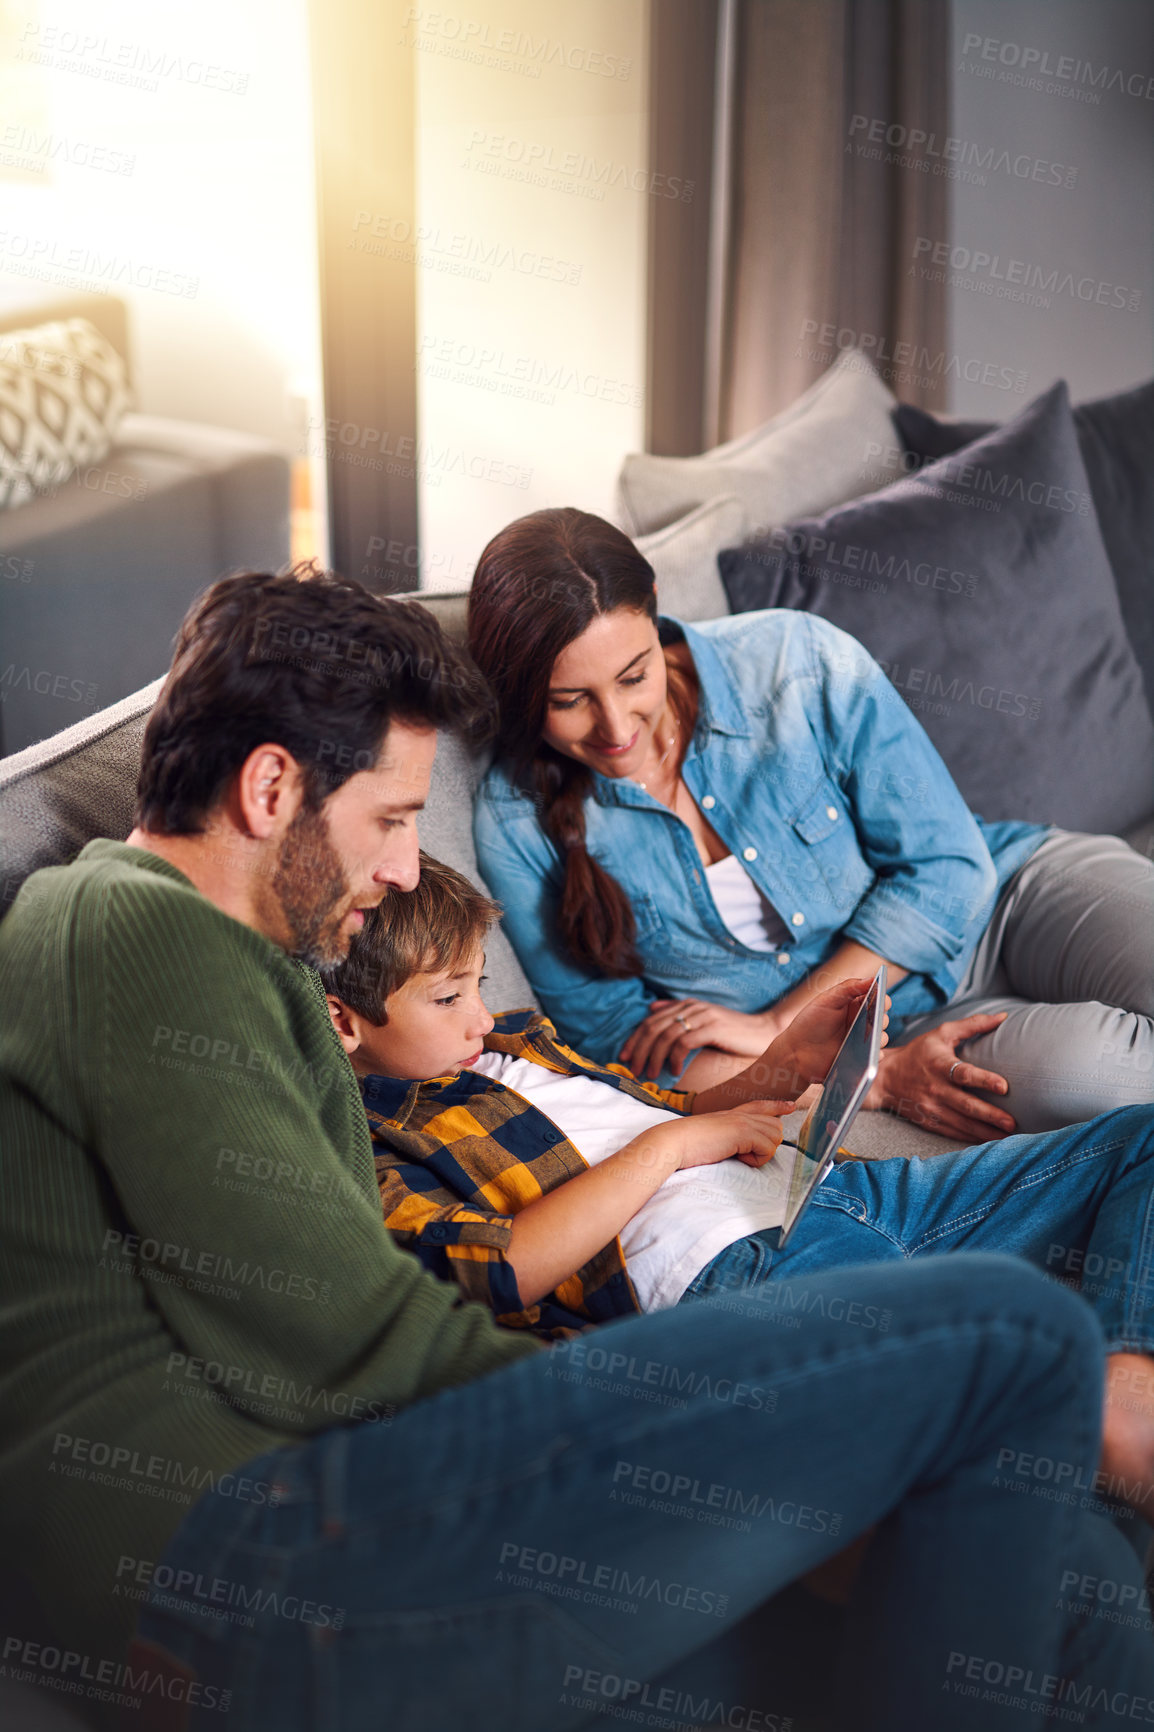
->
[474,611,1047,1083]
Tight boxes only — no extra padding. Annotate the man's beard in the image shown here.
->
[271,800,357,967]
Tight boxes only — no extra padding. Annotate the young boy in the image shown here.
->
[320,852,871,1336]
[320,855,1154,1528]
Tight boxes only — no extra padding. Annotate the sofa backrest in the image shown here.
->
[0,589,536,1014]
[0,288,132,383]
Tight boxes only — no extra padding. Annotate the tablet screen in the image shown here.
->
[779,968,885,1241]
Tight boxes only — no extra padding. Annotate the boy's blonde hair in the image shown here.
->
[319,851,500,1025]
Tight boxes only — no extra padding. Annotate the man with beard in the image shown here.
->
[2,567,1153,1732]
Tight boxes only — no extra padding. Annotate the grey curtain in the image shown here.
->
[713,0,951,439]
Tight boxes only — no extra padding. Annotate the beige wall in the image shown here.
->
[411,0,650,590]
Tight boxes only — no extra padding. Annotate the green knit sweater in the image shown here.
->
[0,840,540,1675]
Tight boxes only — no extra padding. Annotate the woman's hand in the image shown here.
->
[868,1012,1016,1142]
[660,1099,791,1172]
[620,999,776,1081]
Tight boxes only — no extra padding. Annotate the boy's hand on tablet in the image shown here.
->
[670,1100,793,1173]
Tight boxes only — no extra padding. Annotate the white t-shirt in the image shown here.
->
[468,1051,791,1311]
[705,852,790,952]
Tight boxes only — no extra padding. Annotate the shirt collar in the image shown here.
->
[661,616,752,740]
[357,1011,551,1122]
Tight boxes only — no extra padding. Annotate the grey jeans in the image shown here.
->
[899,829,1154,1132]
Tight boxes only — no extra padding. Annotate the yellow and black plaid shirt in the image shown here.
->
[360,1009,694,1339]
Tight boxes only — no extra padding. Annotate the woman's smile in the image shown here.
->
[587,728,641,759]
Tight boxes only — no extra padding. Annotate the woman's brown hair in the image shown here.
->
[467,507,697,978]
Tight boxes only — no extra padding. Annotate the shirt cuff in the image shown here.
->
[843,892,979,975]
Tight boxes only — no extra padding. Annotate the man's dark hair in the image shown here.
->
[135,565,495,834]
[319,852,500,1025]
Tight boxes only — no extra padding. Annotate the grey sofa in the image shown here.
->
[0,290,290,758]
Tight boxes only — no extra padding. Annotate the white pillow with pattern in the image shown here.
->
[0,317,130,510]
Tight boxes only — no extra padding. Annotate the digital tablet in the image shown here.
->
[776,966,886,1246]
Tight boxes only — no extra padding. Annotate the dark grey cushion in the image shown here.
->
[894,380,1154,721]
[719,381,1154,834]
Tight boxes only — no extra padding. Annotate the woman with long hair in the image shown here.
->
[468,507,1154,1139]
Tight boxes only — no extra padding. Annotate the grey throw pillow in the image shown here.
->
[719,381,1154,835]
[635,495,745,621]
[894,381,1154,721]
[615,349,897,537]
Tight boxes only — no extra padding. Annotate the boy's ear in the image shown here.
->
[326,994,361,1056]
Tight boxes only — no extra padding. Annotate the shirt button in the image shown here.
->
[791,911,805,926]
[742,846,757,862]
[826,805,838,821]
[776,951,790,965]
[702,794,716,809]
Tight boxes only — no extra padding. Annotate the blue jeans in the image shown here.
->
[133,1253,1154,1730]
[684,1106,1154,1365]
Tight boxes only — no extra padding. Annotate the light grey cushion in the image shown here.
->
[396,588,470,645]
[615,349,898,537]
[0,680,536,1016]
[635,495,744,621]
